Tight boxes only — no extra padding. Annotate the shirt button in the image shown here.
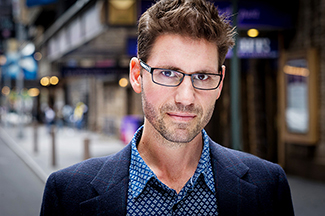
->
[172,204,177,211]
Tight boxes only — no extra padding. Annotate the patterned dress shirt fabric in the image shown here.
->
[126,126,218,215]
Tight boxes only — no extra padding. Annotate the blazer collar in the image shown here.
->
[209,138,249,178]
[209,139,259,216]
[80,144,132,216]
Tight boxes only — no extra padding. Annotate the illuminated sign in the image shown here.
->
[128,37,278,59]
[226,37,278,59]
[215,1,292,29]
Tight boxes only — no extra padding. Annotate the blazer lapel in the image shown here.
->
[79,144,132,216]
[210,140,258,216]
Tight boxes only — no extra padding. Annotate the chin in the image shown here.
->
[160,128,200,144]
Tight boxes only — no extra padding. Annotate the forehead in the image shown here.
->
[147,34,219,72]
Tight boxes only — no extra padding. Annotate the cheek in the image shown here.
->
[201,90,218,104]
[142,88,164,119]
[200,92,218,115]
[143,89,162,108]
[142,82,171,108]
[206,100,216,117]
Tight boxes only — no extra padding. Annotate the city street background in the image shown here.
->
[1,1,325,215]
[1,124,325,216]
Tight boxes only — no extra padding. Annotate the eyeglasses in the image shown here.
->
[139,59,223,90]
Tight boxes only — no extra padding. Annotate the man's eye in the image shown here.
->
[194,74,209,81]
[161,70,176,77]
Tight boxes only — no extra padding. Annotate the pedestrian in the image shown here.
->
[73,102,88,130]
[40,0,294,215]
[44,106,55,133]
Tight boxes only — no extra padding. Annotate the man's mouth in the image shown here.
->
[167,112,196,121]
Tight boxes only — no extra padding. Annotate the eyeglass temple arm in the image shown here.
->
[139,59,151,72]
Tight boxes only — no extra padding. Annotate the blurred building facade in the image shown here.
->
[1,0,325,181]
[27,0,144,135]
[276,0,325,181]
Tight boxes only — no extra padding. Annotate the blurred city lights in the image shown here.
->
[21,43,35,56]
[1,86,10,96]
[0,55,7,65]
[50,76,59,85]
[110,0,135,10]
[119,78,128,87]
[40,76,50,86]
[283,65,310,77]
[34,52,43,61]
[247,29,259,37]
[41,76,59,86]
[27,88,40,97]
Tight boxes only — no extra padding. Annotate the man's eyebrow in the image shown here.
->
[156,65,181,71]
[157,65,219,74]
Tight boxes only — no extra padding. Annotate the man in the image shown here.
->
[40,0,294,215]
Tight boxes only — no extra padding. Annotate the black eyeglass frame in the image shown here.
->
[139,59,223,91]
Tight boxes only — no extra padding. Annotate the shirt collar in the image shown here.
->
[128,126,215,198]
[192,129,215,194]
[129,126,155,198]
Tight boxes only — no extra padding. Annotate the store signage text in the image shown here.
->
[226,37,278,59]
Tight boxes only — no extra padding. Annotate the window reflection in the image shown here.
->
[284,59,309,134]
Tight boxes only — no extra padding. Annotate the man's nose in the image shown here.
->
[174,75,195,106]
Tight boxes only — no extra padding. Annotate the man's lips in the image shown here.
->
[167,112,196,121]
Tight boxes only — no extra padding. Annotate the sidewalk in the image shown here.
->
[0,123,125,183]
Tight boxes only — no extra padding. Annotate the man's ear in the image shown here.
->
[129,57,142,93]
[216,65,226,99]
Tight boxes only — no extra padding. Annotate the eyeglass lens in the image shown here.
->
[152,69,221,90]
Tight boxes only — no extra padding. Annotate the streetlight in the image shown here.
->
[1,86,10,96]
[40,76,50,86]
[40,76,59,87]
[40,75,60,113]
[50,76,59,85]
[119,77,128,87]
[247,29,259,38]
[27,88,40,97]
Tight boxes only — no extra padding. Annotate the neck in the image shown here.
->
[137,122,203,193]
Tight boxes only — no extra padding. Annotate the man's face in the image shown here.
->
[140,34,224,143]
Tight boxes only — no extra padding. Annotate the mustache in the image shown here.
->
[160,103,202,114]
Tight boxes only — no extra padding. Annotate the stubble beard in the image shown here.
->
[141,90,215,146]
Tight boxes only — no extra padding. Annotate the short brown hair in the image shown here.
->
[137,0,235,68]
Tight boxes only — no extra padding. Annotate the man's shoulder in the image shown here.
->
[208,140,294,215]
[47,144,132,187]
[209,139,284,177]
[41,144,131,215]
[51,155,108,180]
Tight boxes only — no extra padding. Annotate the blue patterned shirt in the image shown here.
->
[127,126,218,215]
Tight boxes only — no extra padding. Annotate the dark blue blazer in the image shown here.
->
[40,138,294,216]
